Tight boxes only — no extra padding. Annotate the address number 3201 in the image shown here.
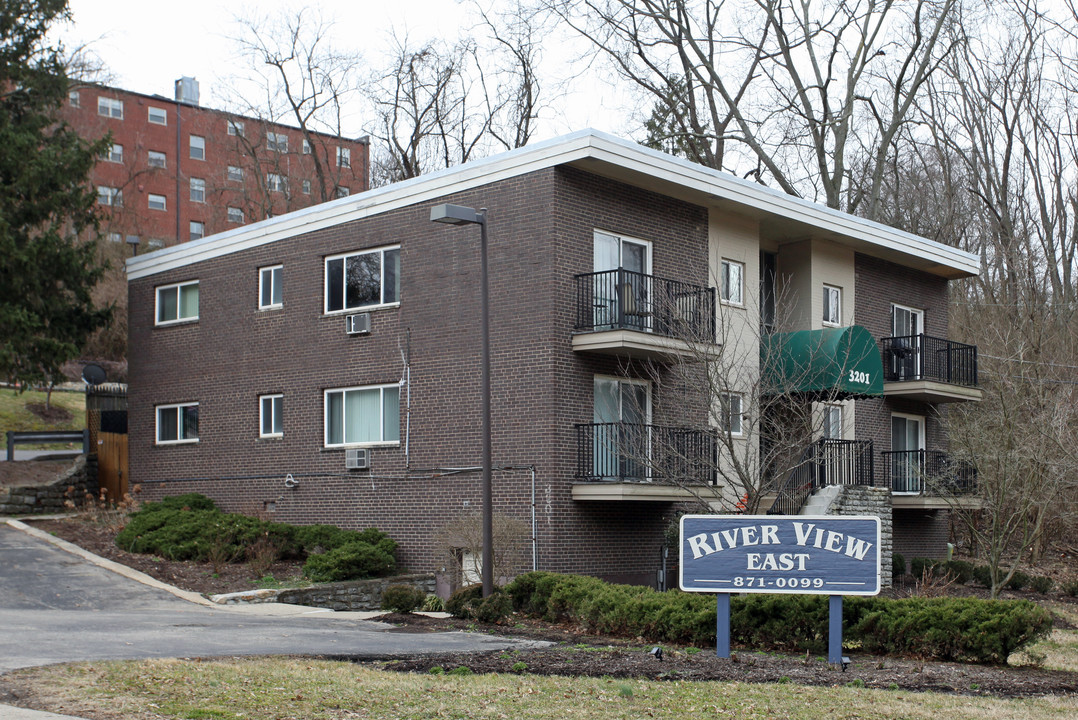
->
[849,370,871,385]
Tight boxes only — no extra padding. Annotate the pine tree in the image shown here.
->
[0,0,110,401]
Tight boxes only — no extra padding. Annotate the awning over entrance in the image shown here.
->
[761,325,885,398]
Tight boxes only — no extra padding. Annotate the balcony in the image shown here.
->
[882,449,979,509]
[572,422,718,502]
[572,269,716,362]
[879,334,982,402]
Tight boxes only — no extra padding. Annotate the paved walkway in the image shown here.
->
[0,518,547,719]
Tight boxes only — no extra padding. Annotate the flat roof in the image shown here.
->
[128,129,979,281]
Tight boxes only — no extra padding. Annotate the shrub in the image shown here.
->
[910,557,938,580]
[446,584,484,618]
[147,493,218,512]
[382,584,427,613]
[473,591,512,623]
[941,560,974,585]
[422,594,446,612]
[1006,570,1030,591]
[1062,580,1078,598]
[891,553,906,581]
[303,541,396,583]
[1029,575,1053,594]
[972,565,992,588]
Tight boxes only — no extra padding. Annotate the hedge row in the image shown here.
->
[115,493,397,582]
[500,572,1052,664]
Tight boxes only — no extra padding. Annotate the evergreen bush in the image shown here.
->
[1006,570,1030,591]
[1029,575,1053,594]
[381,584,427,613]
[891,553,906,580]
[302,541,396,583]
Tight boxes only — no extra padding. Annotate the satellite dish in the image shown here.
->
[81,363,107,386]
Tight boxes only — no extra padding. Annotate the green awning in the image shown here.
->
[761,325,884,398]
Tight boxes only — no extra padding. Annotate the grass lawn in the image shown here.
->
[1013,603,1078,672]
[9,658,1077,720]
[0,387,85,448]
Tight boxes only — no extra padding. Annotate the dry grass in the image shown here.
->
[1012,603,1078,672]
[7,658,1077,720]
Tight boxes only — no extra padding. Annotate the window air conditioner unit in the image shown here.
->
[345,448,370,470]
[345,312,371,335]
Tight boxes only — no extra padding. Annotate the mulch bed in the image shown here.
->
[17,516,1078,698]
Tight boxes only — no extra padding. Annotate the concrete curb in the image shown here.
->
[5,518,215,607]
[0,704,92,720]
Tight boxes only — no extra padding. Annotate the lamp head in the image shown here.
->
[430,203,483,226]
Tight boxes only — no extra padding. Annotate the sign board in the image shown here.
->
[680,515,881,596]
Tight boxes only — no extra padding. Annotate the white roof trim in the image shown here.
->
[128,129,978,280]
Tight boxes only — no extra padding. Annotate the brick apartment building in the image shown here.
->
[61,78,370,252]
[125,130,982,588]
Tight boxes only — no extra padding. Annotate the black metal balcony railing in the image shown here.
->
[881,450,977,495]
[575,422,717,483]
[768,439,875,516]
[880,334,978,386]
[574,269,716,343]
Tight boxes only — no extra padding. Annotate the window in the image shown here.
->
[107,232,122,243]
[335,186,350,198]
[97,186,122,206]
[266,173,286,192]
[190,221,204,240]
[189,135,205,160]
[156,403,199,444]
[156,280,199,325]
[301,179,311,195]
[190,177,205,203]
[720,260,743,305]
[325,246,401,313]
[97,97,123,119]
[302,138,311,154]
[148,194,166,211]
[227,119,244,136]
[823,404,843,439]
[337,146,350,168]
[260,395,283,438]
[147,238,164,250]
[720,393,743,436]
[227,206,244,224]
[68,90,80,107]
[259,265,283,309]
[324,384,400,446]
[823,285,841,326]
[147,106,167,125]
[148,150,166,168]
[267,132,288,152]
[226,165,244,182]
[103,143,123,163]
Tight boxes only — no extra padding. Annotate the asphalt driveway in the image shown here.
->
[0,521,546,673]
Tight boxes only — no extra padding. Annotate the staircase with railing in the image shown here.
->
[767,439,875,515]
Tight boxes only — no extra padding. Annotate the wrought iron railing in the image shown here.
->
[881,450,977,495]
[880,334,978,386]
[768,439,875,515]
[575,422,717,483]
[574,269,716,342]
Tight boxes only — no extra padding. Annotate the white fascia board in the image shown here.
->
[127,129,978,280]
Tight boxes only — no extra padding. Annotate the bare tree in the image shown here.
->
[542,0,958,218]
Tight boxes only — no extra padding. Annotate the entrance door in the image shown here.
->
[593,376,650,480]
[891,305,924,380]
[594,232,650,330]
[891,414,925,493]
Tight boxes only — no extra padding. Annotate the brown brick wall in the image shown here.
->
[129,165,709,583]
[892,509,951,562]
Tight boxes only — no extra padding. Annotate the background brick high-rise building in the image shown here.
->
[61,77,370,252]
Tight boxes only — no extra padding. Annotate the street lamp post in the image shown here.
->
[430,203,493,598]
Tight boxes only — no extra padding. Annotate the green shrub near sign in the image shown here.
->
[500,572,1052,664]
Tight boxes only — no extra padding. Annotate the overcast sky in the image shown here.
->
[56,0,634,142]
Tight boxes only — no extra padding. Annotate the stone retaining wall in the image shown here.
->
[0,456,98,515]
[275,573,437,611]
[826,485,894,589]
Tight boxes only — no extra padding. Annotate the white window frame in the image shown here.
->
[107,232,122,243]
[189,135,205,161]
[336,186,350,198]
[97,96,123,119]
[68,90,80,107]
[155,280,199,325]
[823,403,844,439]
[148,194,167,211]
[97,186,122,206]
[260,394,283,438]
[227,206,244,224]
[302,138,312,154]
[147,150,166,168]
[190,221,204,240]
[823,285,842,326]
[259,265,283,309]
[337,146,350,168]
[227,120,244,136]
[147,106,167,125]
[719,392,744,436]
[104,143,122,163]
[190,177,206,203]
[156,402,199,445]
[226,165,244,182]
[266,173,286,192]
[147,238,164,250]
[720,259,744,306]
[324,384,401,447]
[324,245,401,314]
[301,179,312,195]
[267,132,288,153]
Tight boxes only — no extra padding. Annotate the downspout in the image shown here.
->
[174,101,181,243]
[530,464,537,571]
